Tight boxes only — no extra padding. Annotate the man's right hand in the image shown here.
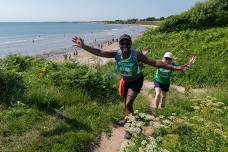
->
[142,48,149,55]
[178,56,197,72]
[188,56,197,67]
[72,36,85,49]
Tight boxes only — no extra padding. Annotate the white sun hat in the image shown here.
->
[163,52,173,59]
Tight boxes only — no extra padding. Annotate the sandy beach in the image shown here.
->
[44,41,118,65]
[32,23,157,65]
[42,35,144,66]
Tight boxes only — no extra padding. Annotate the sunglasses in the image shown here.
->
[120,43,131,46]
[165,57,172,61]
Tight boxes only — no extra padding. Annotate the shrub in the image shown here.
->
[0,68,26,104]
[49,62,117,101]
[159,0,228,32]
[134,27,228,87]
[2,55,33,72]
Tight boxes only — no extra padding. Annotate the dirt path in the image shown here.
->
[94,80,206,152]
[143,80,206,95]
[93,82,153,152]
[94,127,129,152]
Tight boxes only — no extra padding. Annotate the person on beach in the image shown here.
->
[68,53,71,60]
[72,34,192,137]
[152,52,196,109]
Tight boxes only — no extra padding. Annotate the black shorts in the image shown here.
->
[124,74,144,96]
[154,80,170,92]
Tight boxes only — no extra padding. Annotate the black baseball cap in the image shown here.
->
[119,34,132,43]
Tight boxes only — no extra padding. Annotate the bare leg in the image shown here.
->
[154,87,162,109]
[123,89,138,140]
[161,91,167,108]
[124,88,138,115]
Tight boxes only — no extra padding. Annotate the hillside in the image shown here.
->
[134,27,228,88]
[0,56,121,151]
[120,0,228,151]
[159,0,228,32]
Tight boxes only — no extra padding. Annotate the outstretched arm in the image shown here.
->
[72,36,116,58]
[173,56,197,71]
[137,52,188,72]
[187,56,197,68]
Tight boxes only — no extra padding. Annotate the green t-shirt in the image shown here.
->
[155,63,179,84]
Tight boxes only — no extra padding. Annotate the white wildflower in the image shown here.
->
[192,106,200,111]
[162,119,172,125]
[168,116,176,120]
[147,115,155,121]
[141,140,148,146]
[158,115,165,119]
[171,113,176,116]
[214,129,223,135]
[136,128,142,134]
[153,121,163,129]
[160,148,170,152]
[223,106,228,110]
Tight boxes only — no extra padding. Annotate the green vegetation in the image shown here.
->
[0,56,121,151]
[134,27,228,88]
[120,89,228,152]
[1,29,227,151]
[105,16,164,25]
[1,0,228,151]
[132,0,228,88]
[0,68,25,104]
[121,0,228,151]
[0,55,149,151]
[1,33,228,152]
[159,0,228,32]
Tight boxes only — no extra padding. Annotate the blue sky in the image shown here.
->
[0,0,206,22]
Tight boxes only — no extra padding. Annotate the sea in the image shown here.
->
[0,22,147,57]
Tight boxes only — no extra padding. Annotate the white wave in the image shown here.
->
[0,40,28,45]
[33,38,46,41]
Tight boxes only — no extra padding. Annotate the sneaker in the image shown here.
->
[116,119,127,127]
[124,131,132,139]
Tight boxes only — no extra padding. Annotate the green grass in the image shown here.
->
[134,27,228,88]
[0,91,123,151]
[0,56,150,152]
[122,88,228,152]
[0,88,149,152]
[1,15,228,151]
[136,21,163,26]
[122,10,228,150]
[159,0,228,32]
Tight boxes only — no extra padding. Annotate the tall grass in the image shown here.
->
[121,88,228,152]
[134,27,228,88]
[0,56,149,151]
[159,0,228,32]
